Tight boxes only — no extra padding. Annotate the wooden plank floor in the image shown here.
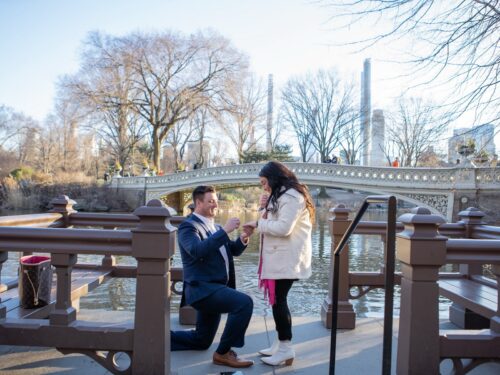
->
[0,267,112,319]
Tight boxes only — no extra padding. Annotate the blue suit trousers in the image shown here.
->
[171,286,253,354]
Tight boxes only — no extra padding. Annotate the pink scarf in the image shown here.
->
[258,233,276,305]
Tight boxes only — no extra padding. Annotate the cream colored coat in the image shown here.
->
[258,188,312,279]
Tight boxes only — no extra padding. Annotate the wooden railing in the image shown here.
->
[396,208,500,374]
[322,205,500,329]
[0,195,179,374]
[324,203,499,374]
[2,195,499,374]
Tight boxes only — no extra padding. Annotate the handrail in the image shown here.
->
[334,220,465,237]
[0,213,65,228]
[0,227,133,255]
[445,238,500,263]
[471,225,500,239]
[69,212,185,228]
[329,195,397,375]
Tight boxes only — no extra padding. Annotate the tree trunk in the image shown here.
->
[152,128,161,171]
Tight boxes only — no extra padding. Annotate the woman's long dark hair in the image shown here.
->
[259,161,315,223]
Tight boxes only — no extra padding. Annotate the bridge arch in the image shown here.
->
[148,182,445,217]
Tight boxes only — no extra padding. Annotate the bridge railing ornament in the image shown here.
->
[113,163,499,189]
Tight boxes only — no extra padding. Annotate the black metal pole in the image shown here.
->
[328,196,396,375]
[329,201,370,375]
[329,251,341,375]
[382,196,397,375]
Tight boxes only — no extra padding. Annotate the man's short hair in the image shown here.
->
[192,185,216,205]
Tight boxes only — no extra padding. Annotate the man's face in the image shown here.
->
[195,192,218,218]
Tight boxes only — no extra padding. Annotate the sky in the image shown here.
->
[0,0,497,152]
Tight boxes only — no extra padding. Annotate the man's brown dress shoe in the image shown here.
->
[213,349,254,368]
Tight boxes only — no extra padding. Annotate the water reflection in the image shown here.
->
[1,204,454,317]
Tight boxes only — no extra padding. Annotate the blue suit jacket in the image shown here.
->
[178,214,247,305]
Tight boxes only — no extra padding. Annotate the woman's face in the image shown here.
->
[259,176,271,193]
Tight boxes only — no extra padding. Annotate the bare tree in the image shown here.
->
[338,114,365,164]
[164,116,200,171]
[271,109,294,152]
[209,138,230,166]
[0,105,39,164]
[60,32,148,171]
[385,96,447,166]
[191,106,212,168]
[123,30,248,170]
[217,74,266,163]
[323,0,500,125]
[49,98,85,173]
[281,69,357,162]
[0,105,20,149]
[34,117,60,174]
[379,139,399,167]
[277,102,314,162]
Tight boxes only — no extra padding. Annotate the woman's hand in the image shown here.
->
[259,194,269,209]
[243,221,257,230]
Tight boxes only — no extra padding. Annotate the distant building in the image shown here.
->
[448,123,495,163]
[370,109,385,166]
[186,141,211,168]
[161,146,176,173]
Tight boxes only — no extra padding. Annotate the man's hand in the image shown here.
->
[240,231,250,244]
[223,217,240,234]
[240,222,256,244]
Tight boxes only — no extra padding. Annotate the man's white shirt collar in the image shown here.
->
[193,213,216,231]
[192,213,229,278]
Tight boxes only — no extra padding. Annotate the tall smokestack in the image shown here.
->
[360,59,372,166]
[266,74,273,152]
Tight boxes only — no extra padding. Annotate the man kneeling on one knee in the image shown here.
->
[171,185,255,368]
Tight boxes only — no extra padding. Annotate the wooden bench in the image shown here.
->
[0,267,112,320]
[439,276,498,329]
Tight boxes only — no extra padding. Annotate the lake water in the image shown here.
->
[0,198,455,318]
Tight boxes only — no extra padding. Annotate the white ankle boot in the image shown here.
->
[258,337,279,356]
[261,340,295,366]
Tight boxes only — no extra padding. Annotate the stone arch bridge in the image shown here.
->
[111,163,500,222]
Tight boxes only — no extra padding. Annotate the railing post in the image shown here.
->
[0,251,7,318]
[49,195,76,227]
[321,204,355,329]
[50,254,78,325]
[396,207,447,375]
[452,207,490,328]
[458,207,486,239]
[131,199,176,374]
[102,225,117,268]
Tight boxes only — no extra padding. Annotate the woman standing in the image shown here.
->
[244,161,315,366]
